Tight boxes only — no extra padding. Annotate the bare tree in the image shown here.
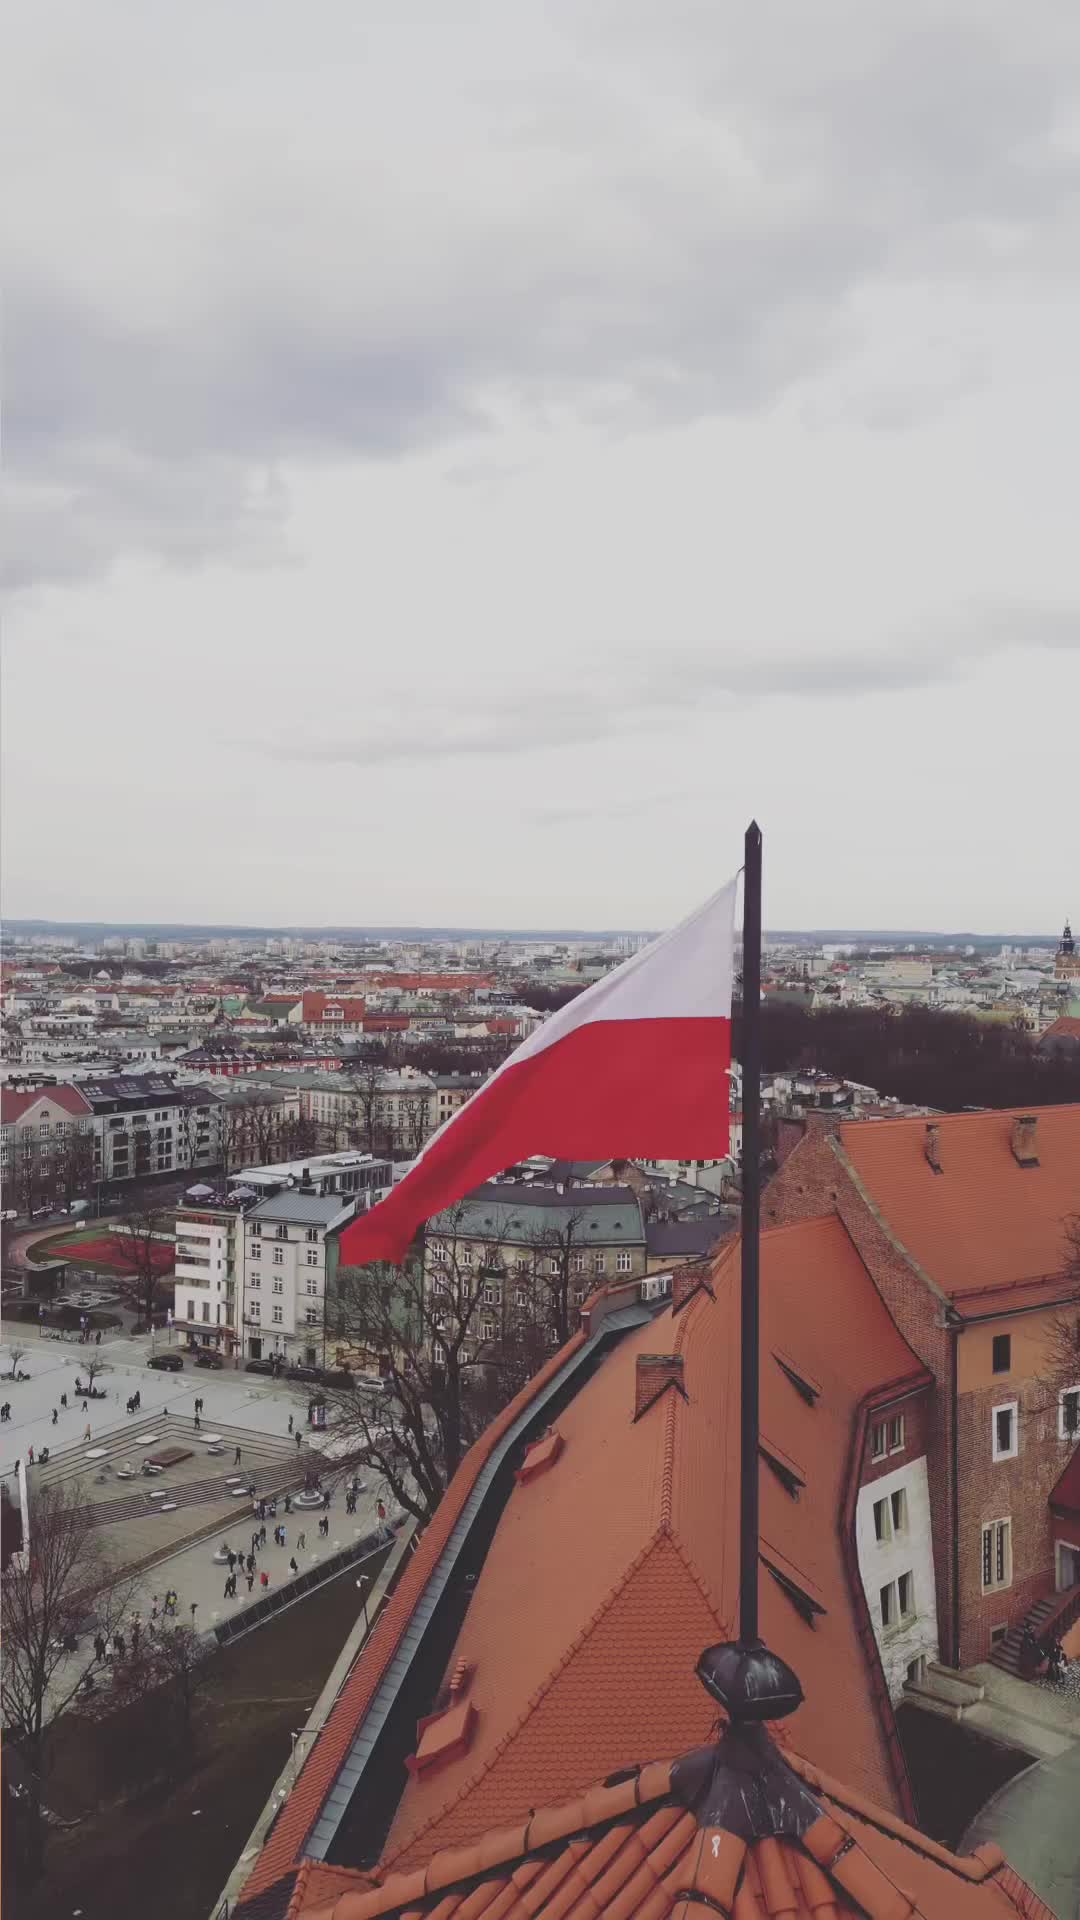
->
[519,1207,588,1349]
[108,1203,173,1328]
[1,1480,136,1880]
[58,1123,96,1208]
[401,1088,433,1157]
[1031,1216,1080,1436]
[77,1623,215,1779]
[5,1345,28,1380]
[345,1064,384,1156]
[321,1207,536,1521]
[74,1354,112,1394]
[12,1132,42,1218]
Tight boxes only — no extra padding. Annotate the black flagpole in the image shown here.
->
[694,818,802,1721]
[738,819,762,1648]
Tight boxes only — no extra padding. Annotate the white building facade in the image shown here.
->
[855,1453,940,1702]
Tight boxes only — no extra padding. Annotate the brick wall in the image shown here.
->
[859,1390,933,1492]
[954,1376,1066,1664]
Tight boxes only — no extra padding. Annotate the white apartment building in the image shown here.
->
[174,1151,393,1361]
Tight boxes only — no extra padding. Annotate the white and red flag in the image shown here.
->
[338,876,738,1268]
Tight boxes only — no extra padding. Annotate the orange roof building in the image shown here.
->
[234,1215,999,1918]
[764,1105,1080,1669]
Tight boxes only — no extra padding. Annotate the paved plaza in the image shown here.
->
[1,1320,312,1472]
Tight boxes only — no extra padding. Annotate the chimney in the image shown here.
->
[1011,1114,1039,1168]
[924,1123,943,1174]
[672,1260,712,1313]
[634,1353,686,1422]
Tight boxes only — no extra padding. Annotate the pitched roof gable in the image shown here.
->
[377,1216,926,1872]
[296,1744,1049,1920]
[837,1104,1080,1300]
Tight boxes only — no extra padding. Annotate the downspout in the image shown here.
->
[950,1320,961,1668]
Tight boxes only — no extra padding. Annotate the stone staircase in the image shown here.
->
[990,1583,1080,1679]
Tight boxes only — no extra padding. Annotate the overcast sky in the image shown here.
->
[3,2,1079,934]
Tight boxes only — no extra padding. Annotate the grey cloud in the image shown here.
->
[6,1,1080,587]
[275,604,1080,768]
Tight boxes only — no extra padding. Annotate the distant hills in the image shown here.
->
[2,917,1059,950]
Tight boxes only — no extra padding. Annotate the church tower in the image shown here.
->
[1054,919,1080,980]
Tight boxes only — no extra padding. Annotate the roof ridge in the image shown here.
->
[378,1526,671,1873]
[840,1101,1080,1129]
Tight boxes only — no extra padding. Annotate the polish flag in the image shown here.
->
[338,877,737,1268]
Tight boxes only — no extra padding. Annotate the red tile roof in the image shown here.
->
[367,975,496,993]
[837,1105,1080,1301]
[1040,1016,1080,1042]
[239,1331,589,1904]
[0,1084,94,1124]
[299,1744,1050,1920]
[376,1217,925,1873]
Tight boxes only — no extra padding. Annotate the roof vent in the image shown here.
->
[924,1122,943,1174]
[672,1260,712,1315]
[405,1697,478,1778]
[1011,1114,1039,1168]
[515,1428,564,1485]
[633,1353,686,1422]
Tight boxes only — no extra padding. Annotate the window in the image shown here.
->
[305,1226,319,1243]
[273,1247,284,1265]
[483,1283,501,1306]
[514,1286,528,1308]
[249,1222,261,1237]
[480,1318,495,1342]
[201,1301,210,1323]
[429,1240,447,1265]
[992,1401,1018,1462]
[460,1247,473,1268]
[186,1299,195,1320]
[887,1415,904,1454]
[275,1225,288,1240]
[305,1276,318,1296]
[250,1243,261,1260]
[305,1306,318,1325]
[616,1250,632,1274]
[992,1333,1011,1374]
[571,1252,586,1275]
[433,1339,446,1365]
[875,1487,909,1541]
[897,1571,915,1620]
[982,1519,1012,1592]
[870,1423,887,1462]
[593,1252,606,1275]
[879,1582,894,1630]
[272,1304,283,1325]
[548,1257,560,1277]
[1059,1387,1080,1440]
[249,1272,261,1289]
[39,1122,49,1137]
[272,1277,283,1295]
[306,1248,319,1267]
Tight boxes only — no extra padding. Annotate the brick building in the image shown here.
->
[763,1104,1080,1666]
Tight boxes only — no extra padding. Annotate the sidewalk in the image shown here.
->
[963,1740,1080,1919]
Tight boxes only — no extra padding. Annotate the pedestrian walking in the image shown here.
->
[51,1408,58,1425]
[260,1570,269,1590]
[284,1492,292,1514]
[223,1577,231,1599]
[227,1550,236,1573]
[94,1633,106,1662]
[83,1424,91,1441]
[194,1410,201,1430]
[377,1499,387,1523]
[258,1523,267,1548]
[131,1618,141,1653]
[288,1414,293,1434]
[114,1630,126,1659]
[295,1431,302,1451]
[246,1552,255,1574]
[319,1514,329,1539]
[322,1489,331,1510]
[150,1597,159,1625]
[27,1446,35,1465]
[60,1392,68,1408]
[234,1445,242,1466]
[297,1531,306,1551]
[82,1401,88,1415]
[190,1602,198,1625]
[251,1532,259,1555]
[246,1571,255,1593]
[289,1556,298,1575]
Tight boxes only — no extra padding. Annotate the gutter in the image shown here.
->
[839,1368,930,1827]
[950,1323,960,1668]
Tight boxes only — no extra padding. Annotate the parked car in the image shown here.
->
[194,1350,224,1370]
[285,1362,323,1385]
[244,1357,276,1375]
[147,1352,184,1372]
